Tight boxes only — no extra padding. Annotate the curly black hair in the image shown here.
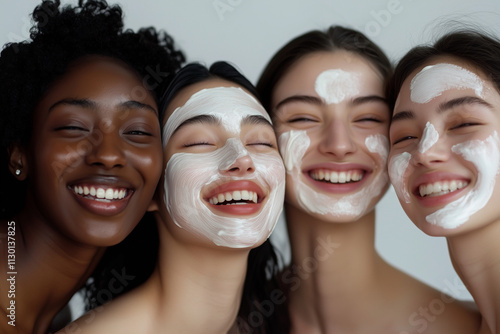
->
[0,0,185,219]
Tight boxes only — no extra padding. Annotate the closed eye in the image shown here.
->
[248,142,275,148]
[288,117,318,123]
[450,122,481,130]
[356,117,382,123]
[125,130,152,136]
[55,126,88,131]
[392,136,417,145]
[183,141,212,147]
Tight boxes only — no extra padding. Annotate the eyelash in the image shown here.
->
[249,142,275,148]
[392,136,417,145]
[451,122,480,130]
[288,117,317,123]
[55,126,88,131]
[125,130,152,136]
[184,141,211,147]
[357,117,382,123]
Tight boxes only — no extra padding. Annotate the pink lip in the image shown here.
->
[303,162,371,194]
[68,176,135,217]
[412,172,470,207]
[204,180,265,216]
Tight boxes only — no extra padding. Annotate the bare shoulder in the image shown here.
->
[397,273,480,334]
[56,290,152,334]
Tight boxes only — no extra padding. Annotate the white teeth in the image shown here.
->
[209,190,259,205]
[241,190,250,200]
[96,188,106,199]
[310,169,364,184]
[72,185,128,200]
[419,180,468,197]
[233,191,242,201]
[339,172,347,183]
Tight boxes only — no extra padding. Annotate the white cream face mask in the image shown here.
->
[388,152,412,204]
[279,130,389,219]
[162,87,285,248]
[426,132,500,229]
[410,63,484,104]
[389,122,439,204]
[315,69,360,104]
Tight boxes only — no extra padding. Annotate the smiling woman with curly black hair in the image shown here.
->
[0,0,184,332]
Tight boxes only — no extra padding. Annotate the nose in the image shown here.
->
[318,119,356,158]
[411,137,449,167]
[223,154,255,176]
[84,129,126,169]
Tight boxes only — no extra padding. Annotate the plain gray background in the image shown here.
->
[3,0,500,311]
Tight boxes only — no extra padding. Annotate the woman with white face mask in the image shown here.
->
[59,62,286,334]
[388,29,500,334]
[256,25,480,333]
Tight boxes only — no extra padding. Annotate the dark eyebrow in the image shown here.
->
[171,114,220,136]
[351,95,387,106]
[274,95,323,111]
[48,98,158,114]
[391,110,415,123]
[241,114,273,128]
[391,96,493,124]
[48,98,95,112]
[438,96,493,113]
[275,94,387,111]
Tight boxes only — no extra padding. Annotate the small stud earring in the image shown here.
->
[15,169,21,176]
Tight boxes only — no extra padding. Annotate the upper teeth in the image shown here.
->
[209,190,258,205]
[73,185,127,200]
[310,169,363,184]
[419,180,468,197]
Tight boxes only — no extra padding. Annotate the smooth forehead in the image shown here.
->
[271,50,384,108]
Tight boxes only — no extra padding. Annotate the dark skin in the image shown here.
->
[0,56,163,334]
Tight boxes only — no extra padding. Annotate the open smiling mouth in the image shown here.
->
[71,185,130,202]
[208,190,259,205]
[309,169,365,184]
[418,180,468,198]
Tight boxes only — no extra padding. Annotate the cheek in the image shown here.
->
[364,134,389,165]
[131,143,163,173]
[278,130,310,172]
[35,140,84,181]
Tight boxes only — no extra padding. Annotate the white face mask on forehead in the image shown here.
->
[162,86,285,248]
[410,63,484,104]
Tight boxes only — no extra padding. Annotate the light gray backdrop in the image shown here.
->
[3,0,500,311]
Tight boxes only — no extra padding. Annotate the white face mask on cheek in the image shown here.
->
[162,87,286,248]
[279,130,389,220]
[426,132,500,229]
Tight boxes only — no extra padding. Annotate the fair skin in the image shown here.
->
[272,51,480,334]
[0,56,162,334]
[389,56,500,334]
[60,78,285,333]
